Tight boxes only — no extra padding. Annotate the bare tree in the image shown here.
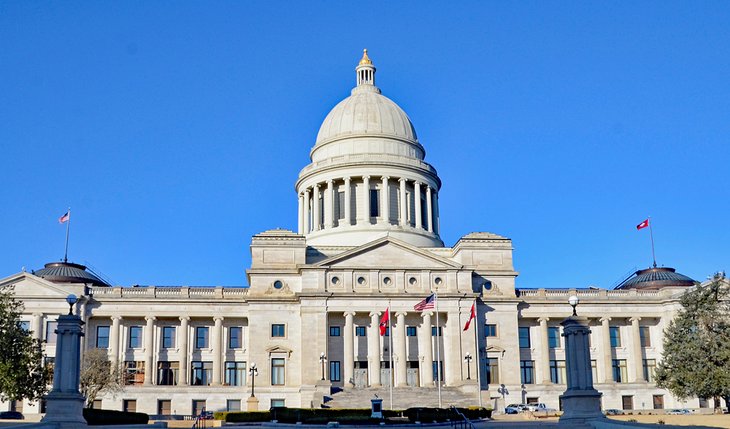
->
[79,348,124,408]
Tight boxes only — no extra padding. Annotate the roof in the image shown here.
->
[615,266,697,290]
[33,262,110,287]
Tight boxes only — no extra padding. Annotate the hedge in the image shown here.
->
[83,408,149,426]
[216,407,488,424]
[214,411,272,422]
[403,407,491,423]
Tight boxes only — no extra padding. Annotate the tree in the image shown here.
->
[655,273,730,410]
[0,285,50,401]
[80,348,124,408]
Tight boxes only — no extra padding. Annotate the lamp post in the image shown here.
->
[464,352,472,380]
[66,294,77,315]
[249,363,258,397]
[320,352,327,381]
[568,295,579,316]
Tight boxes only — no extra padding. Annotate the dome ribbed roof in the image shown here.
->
[33,262,109,287]
[616,267,697,290]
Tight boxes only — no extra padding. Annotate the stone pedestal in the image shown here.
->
[247,396,259,411]
[559,316,605,424]
[41,314,88,428]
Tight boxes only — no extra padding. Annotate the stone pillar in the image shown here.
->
[313,184,320,231]
[368,312,382,387]
[297,193,304,234]
[399,178,407,226]
[420,312,434,386]
[538,317,551,383]
[325,180,334,229]
[414,182,422,229]
[559,316,605,423]
[380,176,389,224]
[395,312,408,387]
[212,316,224,385]
[179,316,190,386]
[362,176,370,224]
[600,317,612,383]
[110,316,122,365]
[144,316,156,385]
[42,314,87,427]
[343,312,355,386]
[630,317,643,382]
[32,313,43,341]
[444,311,459,385]
[426,186,433,233]
[304,189,311,233]
[344,177,352,226]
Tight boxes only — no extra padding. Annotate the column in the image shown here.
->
[304,189,311,233]
[344,177,352,226]
[380,176,389,224]
[630,317,643,382]
[414,182,422,229]
[399,178,407,226]
[313,184,320,231]
[600,317,612,383]
[32,313,43,341]
[179,316,190,386]
[144,316,156,385]
[395,312,408,387]
[343,312,355,386]
[538,317,551,383]
[368,312,381,387]
[444,311,459,385]
[361,176,371,224]
[420,312,434,386]
[433,190,440,234]
[110,316,122,365]
[212,316,224,385]
[426,186,433,233]
[325,180,334,229]
[297,193,304,234]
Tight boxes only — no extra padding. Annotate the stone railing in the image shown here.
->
[516,288,666,299]
[89,286,249,299]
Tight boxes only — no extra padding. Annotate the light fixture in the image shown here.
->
[66,294,78,315]
[568,295,579,316]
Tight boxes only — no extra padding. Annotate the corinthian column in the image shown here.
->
[414,182,422,229]
[600,317,612,383]
[343,312,355,386]
[325,180,334,229]
[212,316,224,385]
[426,186,433,233]
[395,312,408,387]
[361,176,371,224]
[368,312,382,387]
[313,184,320,231]
[420,312,434,386]
[380,176,389,224]
[344,177,352,226]
[399,178,407,226]
[144,316,156,385]
[179,316,190,386]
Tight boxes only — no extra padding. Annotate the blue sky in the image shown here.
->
[1,2,728,288]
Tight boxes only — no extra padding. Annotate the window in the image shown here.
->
[406,326,417,337]
[158,400,171,415]
[652,395,664,410]
[191,361,213,386]
[550,360,566,384]
[162,326,176,349]
[129,326,143,348]
[96,326,110,348]
[19,320,30,331]
[157,361,179,386]
[609,326,621,347]
[643,359,656,382]
[124,361,145,385]
[330,361,341,382]
[639,326,651,347]
[225,361,246,386]
[227,400,241,412]
[271,399,285,408]
[45,321,58,343]
[44,357,55,383]
[192,400,206,417]
[486,358,499,384]
[271,358,285,385]
[123,399,137,413]
[271,324,285,337]
[369,189,380,217]
[485,324,497,337]
[432,361,443,381]
[612,359,628,383]
[520,360,535,384]
[196,327,209,348]
[355,326,366,336]
[548,327,561,348]
[621,395,633,411]
[329,326,341,337]
[431,326,442,336]
[229,327,242,349]
[518,327,531,348]
[335,191,345,220]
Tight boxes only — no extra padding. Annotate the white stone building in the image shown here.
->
[0,50,713,418]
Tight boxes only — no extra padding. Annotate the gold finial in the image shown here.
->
[359,48,372,66]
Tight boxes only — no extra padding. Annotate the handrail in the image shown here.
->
[449,406,475,429]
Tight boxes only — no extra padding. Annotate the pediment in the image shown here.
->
[266,345,293,357]
[314,237,461,270]
[0,272,77,298]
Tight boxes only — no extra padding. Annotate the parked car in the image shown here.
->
[0,411,24,420]
[505,404,528,414]
[667,409,691,415]
[604,409,623,415]
[526,403,556,413]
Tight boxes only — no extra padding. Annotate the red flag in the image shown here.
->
[379,308,389,336]
[636,218,649,230]
[463,302,476,331]
[58,211,70,224]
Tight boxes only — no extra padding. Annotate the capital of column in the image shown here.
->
[344,177,351,183]
[179,316,191,322]
[327,179,333,186]
[213,316,224,322]
[111,315,123,321]
[369,311,382,318]
[599,316,612,324]
[395,311,408,318]
[33,312,44,318]
[538,317,550,324]
[629,316,641,323]
[421,311,434,319]
[382,176,390,181]
[343,311,356,318]
[145,315,157,322]
[398,178,406,184]
[363,175,370,180]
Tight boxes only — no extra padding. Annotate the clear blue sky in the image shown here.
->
[1,2,728,288]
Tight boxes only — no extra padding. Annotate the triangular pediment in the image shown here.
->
[0,272,77,298]
[314,237,462,270]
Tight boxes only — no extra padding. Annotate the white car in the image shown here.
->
[526,403,557,413]
[504,404,528,414]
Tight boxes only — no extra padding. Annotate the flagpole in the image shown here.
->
[63,208,71,263]
[648,216,657,268]
[435,292,442,408]
[473,300,482,408]
[388,301,393,410]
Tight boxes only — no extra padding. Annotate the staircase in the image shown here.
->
[325,386,482,409]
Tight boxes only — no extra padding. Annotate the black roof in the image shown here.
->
[33,262,110,287]
[616,266,697,290]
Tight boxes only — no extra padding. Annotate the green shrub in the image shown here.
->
[402,407,490,423]
[272,408,376,423]
[214,411,271,422]
[83,408,149,426]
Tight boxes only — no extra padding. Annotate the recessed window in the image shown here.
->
[331,276,340,285]
[162,326,176,349]
[520,360,535,384]
[195,327,209,349]
[191,361,213,386]
[613,359,628,383]
[271,358,286,385]
[369,189,380,217]
[129,326,143,348]
[229,327,242,349]
[383,277,392,286]
[434,277,443,285]
[123,399,137,413]
[158,400,171,415]
[408,277,417,286]
[355,326,366,336]
[406,326,417,336]
[357,276,367,285]
[550,360,566,384]
[19,321,30,331]
[225,361,246,386]
[46,321,58,343]
[96,326,110,348]
[330,361,341,382]
[157,361,179,386]
[271,324,286,337]
[639,326,651,347]
[227,399,241,412]
[329,326,341,336]
[273,280,283,289]
[124,361,145,385]
[548,327,561,348]
[271,399,286,408]
[610,326,621,347]
[431,326,442,336]
[518,327,531,348]
[335,191,345,220]
[485,324,497,337]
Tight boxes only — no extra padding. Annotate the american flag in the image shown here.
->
[58,211,70,224]
[413,293,436,311]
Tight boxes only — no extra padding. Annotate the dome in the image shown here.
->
[616,267,697,290]
[33,261,110,287]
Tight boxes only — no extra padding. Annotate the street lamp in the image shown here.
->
[319,352,327,381]
[464,353,473,380]
[568,295,579,316]
[249,363,258,397]
[66,294,78,316]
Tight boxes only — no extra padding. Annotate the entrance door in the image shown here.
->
[407,368,419,386]
[354,369,368,388]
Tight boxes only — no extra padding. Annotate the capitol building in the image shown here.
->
[1,50,711,418]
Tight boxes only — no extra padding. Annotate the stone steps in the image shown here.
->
[325,386,482,409]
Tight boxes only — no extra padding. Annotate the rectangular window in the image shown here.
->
[643,359,656,383]
[612,359,628,383]
[229,327,242,349]
[330,361,341,382]
[44,357,55,383]
[518,327,531,348]
[369,189,380,217]
[486,358,499,384]
[19,320,30,331]
[329,326,341,337]
[271,324,285,337]
[355,326,366,336]
[520,360,535,384]
[271,358,285,385]
[128,326,142,348]
[162,326,176,349]
[271,399,286,408]
[431,326,442,336]
[123,399,136,413]
[46,321,58,343]
[548,327,561,348]
[225,361,246,386]
[196,327,209,348]
[192,400,206,417]
[652,395,664,410]
[335,191,345,220]
[550,360,567,384]
[191,361,213,386]
[124,361,145,385]
[640,326,651,347]
[406,326,417,337]
[96,326,110,348]
[485,324,497,337]
[158,400,171,415]
[227,400,241,412]
[621,395,633,411]
[157,361,179,386]
[609,326,621,347]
